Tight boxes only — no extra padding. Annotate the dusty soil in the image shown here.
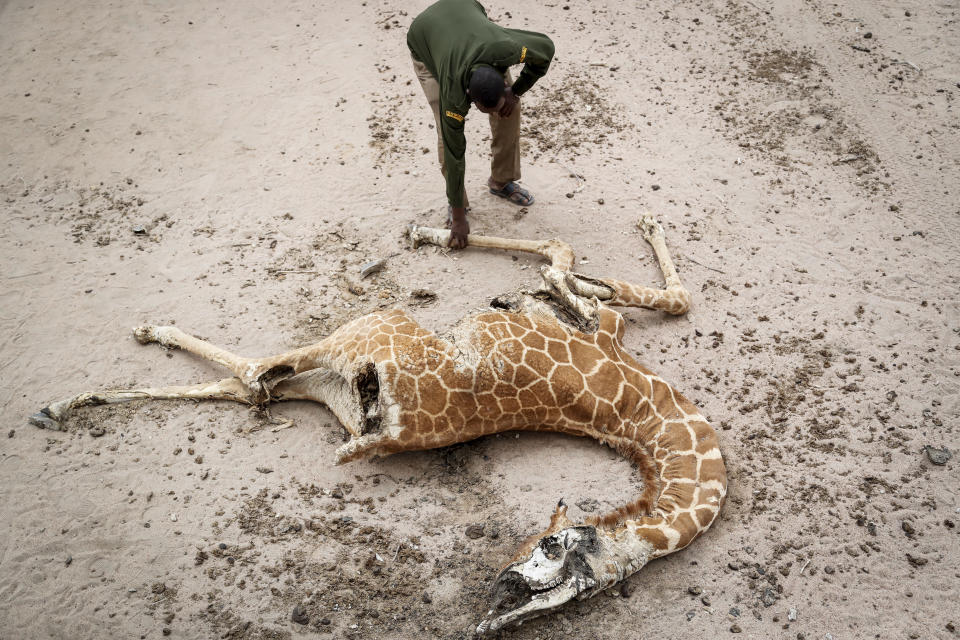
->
[1,1,958,639]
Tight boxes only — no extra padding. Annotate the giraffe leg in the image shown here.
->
[565,215,691,315]
[407,225,575,270]
[134,325,312,401]
[29,377,255,430]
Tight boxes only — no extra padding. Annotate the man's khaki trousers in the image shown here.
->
[411,55,521,209]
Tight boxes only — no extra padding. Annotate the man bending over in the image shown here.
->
[407,0,555,248]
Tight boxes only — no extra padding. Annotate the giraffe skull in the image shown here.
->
[476,526,602,636]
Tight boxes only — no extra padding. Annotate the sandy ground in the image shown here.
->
[2,0,959,638]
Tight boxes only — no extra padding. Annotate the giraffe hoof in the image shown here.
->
[133,326,157,344]
[29,409,63,431]
[638,215,663,240]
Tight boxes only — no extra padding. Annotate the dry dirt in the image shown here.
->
[1,1,959,639]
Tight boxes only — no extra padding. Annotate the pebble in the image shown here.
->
[902,521,915,536]
[761,587,778,606]
[465,524,485,539]
[162,629,171,636]
[331,487,345,499]
[7,429,13,438]
[686,610,696,621]
[65,555,72,567]
[730,623,742,633]
[89,426,105,437]
[360,258,386,278]
[219,543,228,550]
[422,592,432,604]
[291,605,309,625]
[924,445,951,465]
[788,607,797,622]
[701,595,712,606]
[651,184,661,191]
[688,586,703,595]
[256,466,274,474]
[729,607,741,617]
[132,225,146,235]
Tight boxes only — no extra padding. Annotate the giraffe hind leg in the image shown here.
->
[134,325,302,402]
[29,377,255,430]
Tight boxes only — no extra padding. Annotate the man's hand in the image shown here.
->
[498,87,519,118]
[448,207,469,249]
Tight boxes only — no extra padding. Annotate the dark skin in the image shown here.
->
[448,83,520,249]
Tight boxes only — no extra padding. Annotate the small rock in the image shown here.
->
[422,592,432,604]
[194,455,203,464]
[320,617,331,625]
[729,607,741,617]
[924,445,951,465]
[331,487,344,499]
[701,595,711,606]
[65,555,73,567]
[219,543,228,550]
[788,607,797,622]
[410,289,438,303]
[761,588,778,606]
[132,225,146,235]
[7,429,14,438]
[89,426,105,437]
[651,184,661,191]
[902,521,915,536]
[576,498,599,513]
[162,629,171,636]
[730,623,742,633]
[905,553,928,567]
[256,466,274,474]
[566,192,575,198]
[360,258,386,278]
[863,32,873,38]
[465,524,485,539]
[688,586,703,596]
[291,605,309,625]
[686,610,696,621]
[824,565,835,574]
[597,198,604,205]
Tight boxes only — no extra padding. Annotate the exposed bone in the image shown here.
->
[406,224,575,270]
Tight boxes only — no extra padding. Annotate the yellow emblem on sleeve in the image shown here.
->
[444,110,464,122]
[520,46,527,63]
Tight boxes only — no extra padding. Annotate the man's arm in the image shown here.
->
[440,108,470,249]
[508,31,555,96]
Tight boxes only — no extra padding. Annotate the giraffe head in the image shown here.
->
[475,524,604,636]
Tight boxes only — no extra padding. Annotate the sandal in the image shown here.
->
[489,182,534,206]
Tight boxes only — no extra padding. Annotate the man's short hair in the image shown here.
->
[469,66,505,108]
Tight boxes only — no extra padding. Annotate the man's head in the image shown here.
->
[468,65,506,113]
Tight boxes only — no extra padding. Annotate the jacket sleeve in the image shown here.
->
[439,105,468,208]
[508,31,555,96]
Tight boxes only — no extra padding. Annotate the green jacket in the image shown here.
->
[407,0,555,207]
